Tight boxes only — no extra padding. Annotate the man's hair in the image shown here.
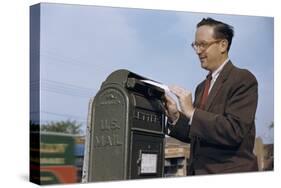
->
[197,17,234,52]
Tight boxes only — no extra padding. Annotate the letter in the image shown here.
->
[94,136,101,147]
[111,120,120,130]
[112,134,122,146]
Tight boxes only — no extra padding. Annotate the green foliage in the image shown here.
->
[30,120,40,132]
[40,120,83,134]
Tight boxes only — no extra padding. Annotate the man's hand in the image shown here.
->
[169,85,195,119]
[164,94,180,123]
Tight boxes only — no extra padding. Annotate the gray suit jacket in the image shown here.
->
[168,61,258,175]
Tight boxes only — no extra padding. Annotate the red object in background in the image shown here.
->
[40,165,77,183]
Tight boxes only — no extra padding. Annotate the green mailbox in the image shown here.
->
[83,69,166,182]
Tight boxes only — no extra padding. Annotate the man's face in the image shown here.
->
[194,25,223,72]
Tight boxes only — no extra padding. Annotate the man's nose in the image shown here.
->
[195,48,203,55]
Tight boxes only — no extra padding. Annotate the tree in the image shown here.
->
[30,120,40,132]
[40,120,83,134]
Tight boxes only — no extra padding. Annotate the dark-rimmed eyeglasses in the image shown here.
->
[191,40,221,52]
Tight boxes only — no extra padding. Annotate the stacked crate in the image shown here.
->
[164,137,190,177]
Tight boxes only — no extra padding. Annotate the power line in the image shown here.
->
[30,79,98,98]
[30,110,85,118]
[40,49,112,73]
[43,79,94,91]
[30,79,96,91]
[41,111,86,119]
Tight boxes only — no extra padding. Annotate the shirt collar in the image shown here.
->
[211,58,230,79]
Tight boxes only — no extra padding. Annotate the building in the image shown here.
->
[74,136,85,182]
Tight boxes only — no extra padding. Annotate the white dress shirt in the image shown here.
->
[208,58,229,94]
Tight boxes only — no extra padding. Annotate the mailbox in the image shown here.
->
[83,69,166,182]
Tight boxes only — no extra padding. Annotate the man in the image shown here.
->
[165,17,258,175]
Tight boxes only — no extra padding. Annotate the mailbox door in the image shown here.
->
[129,131,164,179]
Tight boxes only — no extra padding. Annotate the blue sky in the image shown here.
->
[31,3,274,143]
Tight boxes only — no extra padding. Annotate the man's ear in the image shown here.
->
[220,39,228,53]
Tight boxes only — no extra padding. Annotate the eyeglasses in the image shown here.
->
[191,40,221,52]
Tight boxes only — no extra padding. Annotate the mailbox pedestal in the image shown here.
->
[83,69,166,182]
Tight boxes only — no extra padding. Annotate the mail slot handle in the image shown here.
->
[126,78,164,99]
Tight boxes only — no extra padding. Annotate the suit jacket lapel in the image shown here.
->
[194,84,204,108]
[205,61,234,110]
